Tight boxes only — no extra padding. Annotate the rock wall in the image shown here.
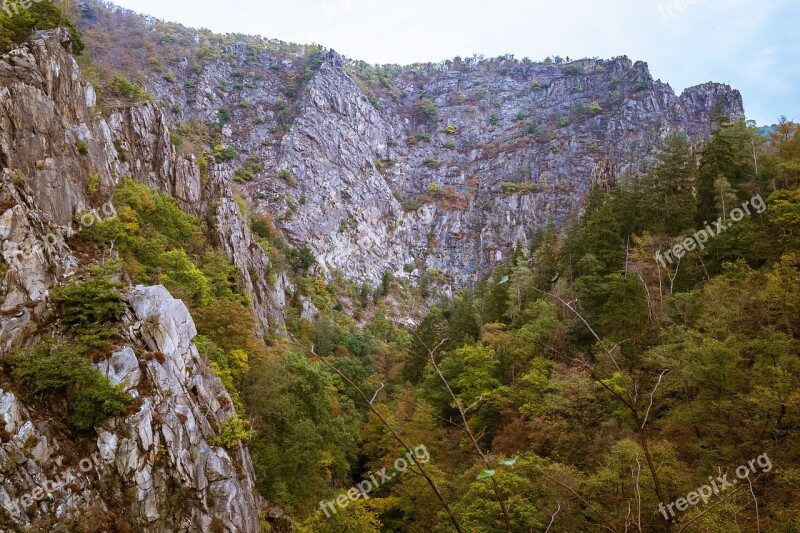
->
[0,285,264,531]
[89,4,744,291]
[0,30,281,530]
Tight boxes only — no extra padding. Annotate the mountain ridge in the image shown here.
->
[74,0,743,290]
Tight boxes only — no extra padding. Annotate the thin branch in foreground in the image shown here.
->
[545,501,562,533]
[536,467,620,533]
[411,330,513,533]
[288,335,463,533]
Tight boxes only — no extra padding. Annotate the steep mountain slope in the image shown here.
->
[76,0,744,291]
[0,4,747,529]
[0,30,287,530]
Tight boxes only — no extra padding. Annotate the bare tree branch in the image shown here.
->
[410,329,513,533]
[545,501,562,533]
[288,335,463,533]
[370,382,385,405]
[642,370,672,428]
[536,467,620,533]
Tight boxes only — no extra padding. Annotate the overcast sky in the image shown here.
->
[109,0,797,125]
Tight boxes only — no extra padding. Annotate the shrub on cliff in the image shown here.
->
[50,267,126,347]
[107,74,151,101]
[9,342,130,430]
[419,98,439,126]
[0,0,84,54]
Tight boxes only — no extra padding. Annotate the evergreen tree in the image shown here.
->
[696,119,756,225]
[642,133,696,235]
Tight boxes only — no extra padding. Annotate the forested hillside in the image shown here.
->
[270,119,800,532]
[0,1,797,532]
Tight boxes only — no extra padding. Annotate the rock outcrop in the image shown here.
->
[0,285,263,531]
[0,30,278,530]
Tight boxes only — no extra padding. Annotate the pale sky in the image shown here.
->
[109,0,798,125]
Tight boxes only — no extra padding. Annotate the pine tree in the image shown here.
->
[696,119,755,225]
[642,133,696,235]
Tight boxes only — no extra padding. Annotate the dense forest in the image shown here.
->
[57,118,798,532]
[1,2,799,532]
[278,118,800,532]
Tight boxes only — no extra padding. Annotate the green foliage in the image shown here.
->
[587,101,603,115]
[414,132,432,143]
[615,132,697,237]
[234,155,263,182]
[443,466,543,532]
[419,98,439,125]
[563,62,584,76]
[299,499,382,532]
[695,119,758,225]
[277,168,297,186]
[75,140,88,155]
[769,187,800,252]
[86,173,100,195]
[69,378,130,430]
[76,178,249,315]
[245,350,361,514]
[158,249,213,307]
[107,74,151,101]
[500,182,538,195]
[289,244,316,272]
[10,343,95,394]
[215,416,250,449]
[9,342,129,430]
[211,144,237,162]
[111,139,128,162]
[50,269,126,347]
[0,0,84,54]
[217,107,232,125]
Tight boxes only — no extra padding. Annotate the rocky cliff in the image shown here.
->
[0,4,747,528]
[76,1,744,292]
[73,2,744,296]
[0,30,284,531]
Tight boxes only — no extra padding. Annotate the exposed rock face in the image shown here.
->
[0,28,284,335]
[107,102,203,211]
[0,7,747,528]
[0,231,273,529]
[266,54,743,290]
[0,285,263,531]
[81,3,743,290]
[0,30,276,530]
[205,162,289,333]
[0,170,75,354]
